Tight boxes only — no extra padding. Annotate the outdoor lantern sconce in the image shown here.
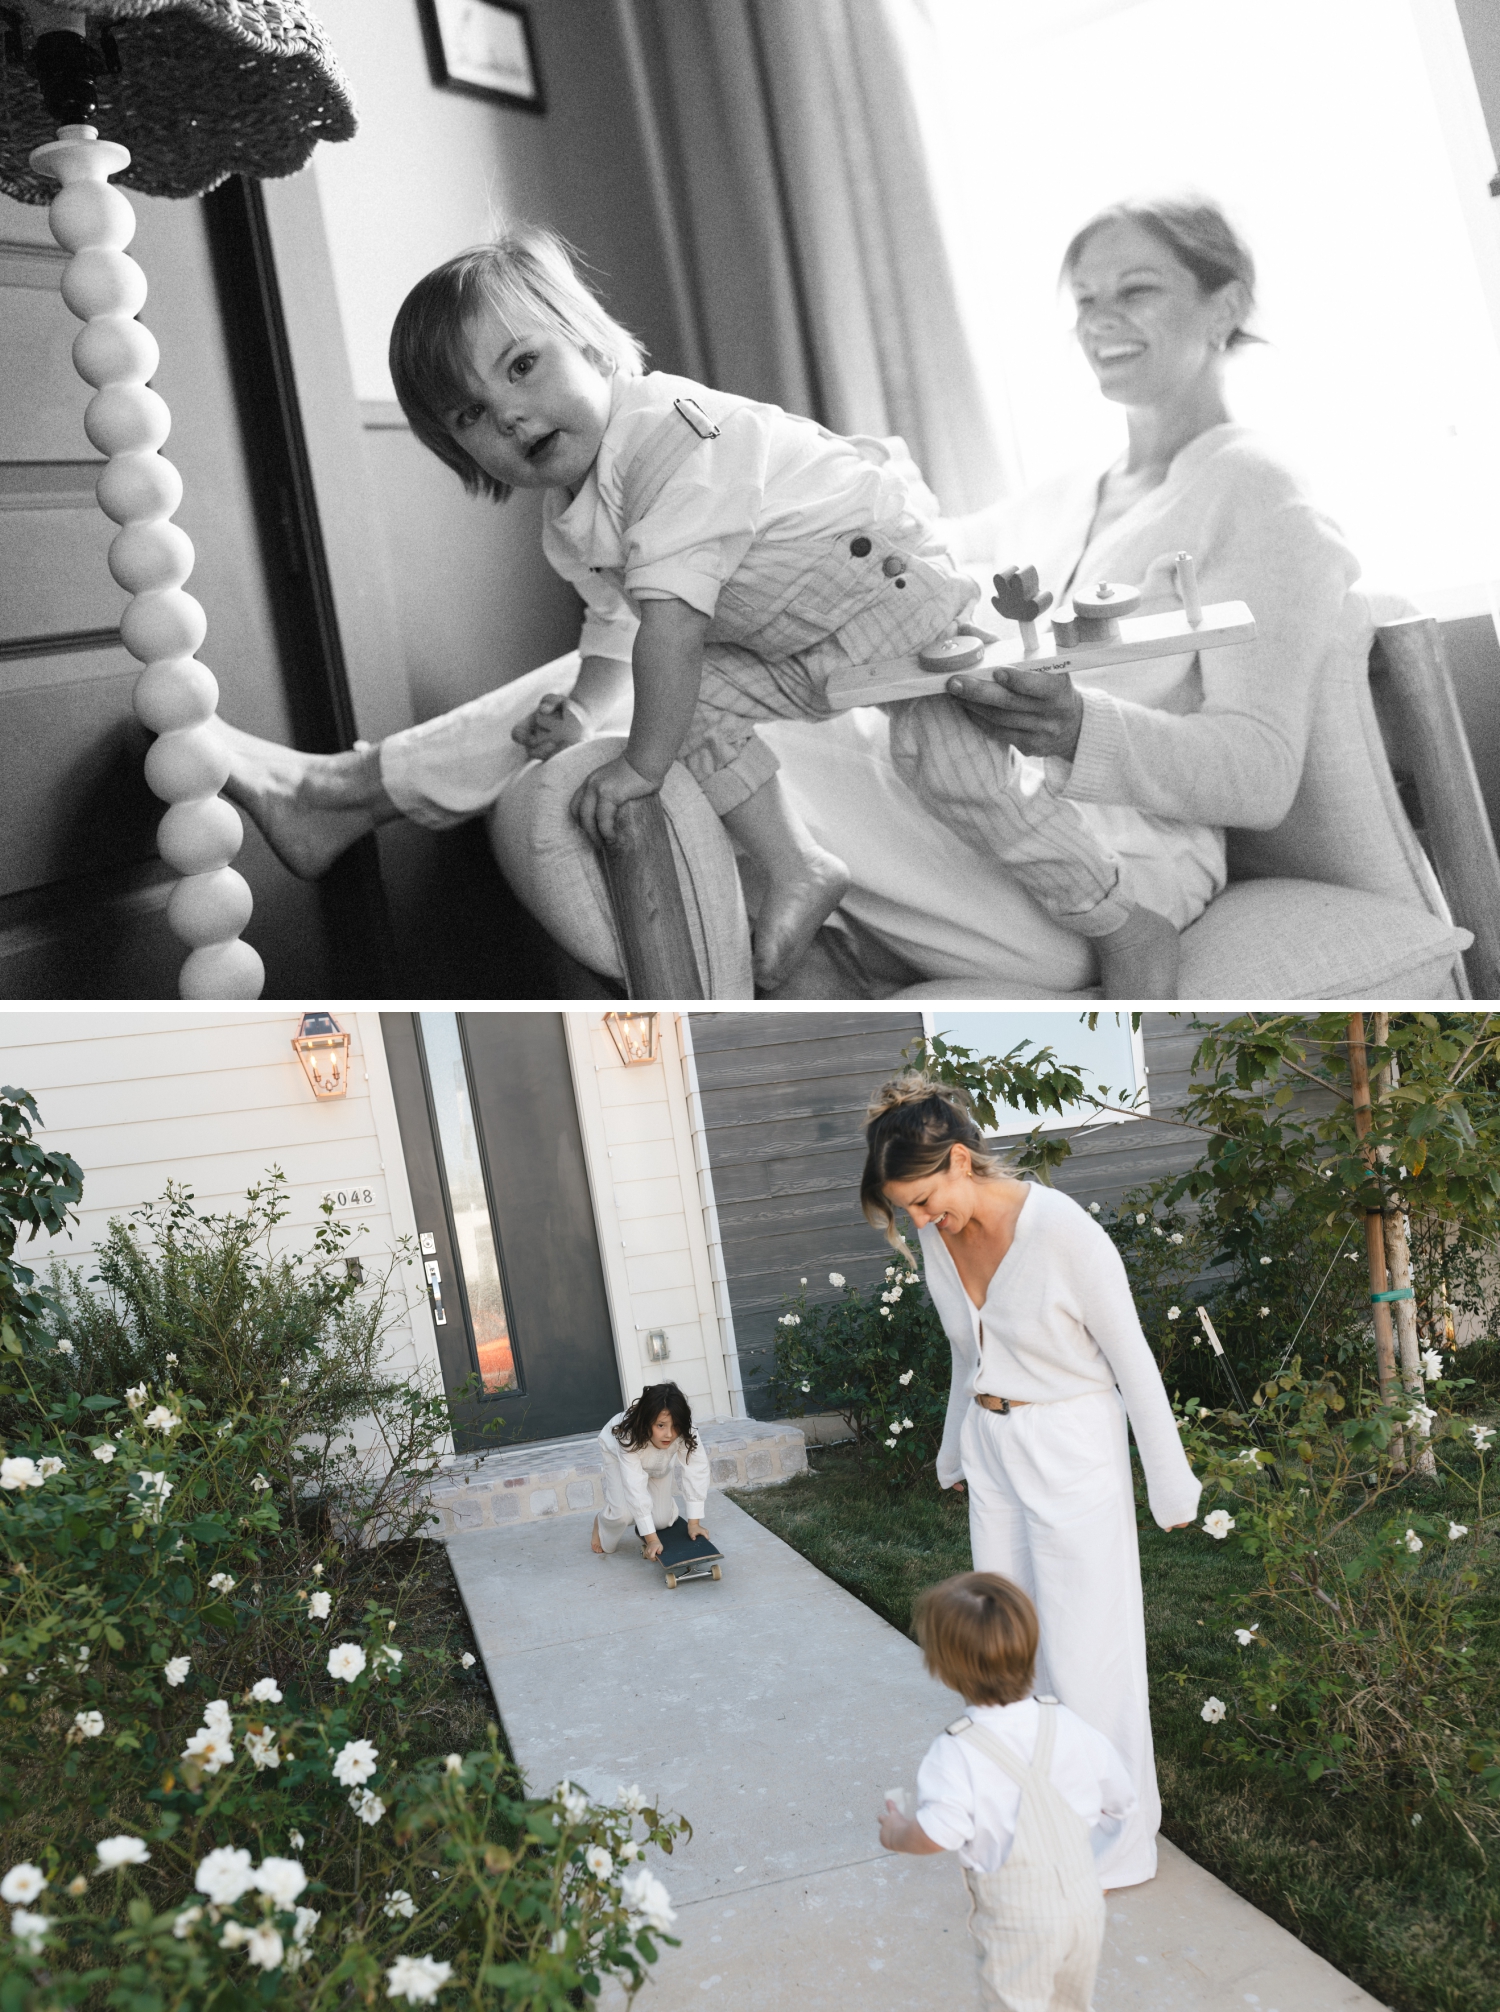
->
[0,0,356,1000]
[603,1011,660,1068]
[291,1011,350,1100]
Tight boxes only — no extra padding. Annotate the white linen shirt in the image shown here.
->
[915,1696,1137,1874]
[597,1413,711,1536]
[923,1182,1201,1528]
[542,370,939,664]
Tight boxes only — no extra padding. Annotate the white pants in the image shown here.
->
[595,1464,681,1555]
[960,1391,1159,1888]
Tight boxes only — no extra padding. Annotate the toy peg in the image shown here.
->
[991,564,1054,655]
[1070,580,1142,643]
[1176,551,1203,627]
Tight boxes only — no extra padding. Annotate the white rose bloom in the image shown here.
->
[250,1473,271,1493]
[619,1840,641,1862]
[445,1754,464,1774]
[902,1417,913,1430]
[10,1910,51,1955]
[349,1788,385,1825]
[1,1865,47,1905]
[172,1906,203,1939]
[1,1457,44,1491]
[1421,1348,1443,1383]
[1404,1529,1423,1553]
[95,1836,150,1870]
[898,1369,914,1386]
[195,1847,257,1906]
[244,1924,284,1971]
[1135,1213,1146,1224]
[327,1642,367,1682]
[124,1385,147,1407]
[333,1738,380,1786]
[37,1456,64,1479]
[617,1784,646,1812]
[73,1710,104,1737]
[548,1930,568,1954]
[288,1832,305,1851]
[585,1844,613,1879]
[254,1857,307,1909]
[182,1725,234,1773]
[384,1891,416,1920]
[143,1407,180,1433]
[556,1780,589,1821]
[1166,1307,1181,1321]
[163,1656,190,1687]
[208,1573,236,1594]
[1202,1511,1235,1540]
[1233,1627,1259,1647]
[386,1954,453,2003]
[56,1338,75,1356]
[828,1273,845,1287]
[1259,1307,1270,1317]
[293,1906,319,1948]
[377,1645,403,1668]
[1471,1424,1495,1452]
[1200,1697,1227,1724]
[246,1727,281,1771]
[800,1380,810,1392]
[250,1677,282,1703]
[1170,1232,1184,1245]
[620,1865,675,1933]
[92,1444,116,1464]
[1260,1256,1272,1266]
[308,1590,332,1620]
[1448,1522,1469,1540]
[1089,1202,1100,1213]
[883,1437,897,1448]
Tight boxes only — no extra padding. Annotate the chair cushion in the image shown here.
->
[1178,879,1468,997]
[485,735,753,995]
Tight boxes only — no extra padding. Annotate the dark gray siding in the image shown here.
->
[688,1011,923,1415]
[688,1011,1236,1418]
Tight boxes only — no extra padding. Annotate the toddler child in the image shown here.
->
[220,224,1178,994]
[879,1571,1135,2012]
[591,1381,711,1561]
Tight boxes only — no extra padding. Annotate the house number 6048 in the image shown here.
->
[325,1188,375,1207]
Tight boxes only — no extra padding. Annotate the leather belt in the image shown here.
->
[974,1393,1029,1415]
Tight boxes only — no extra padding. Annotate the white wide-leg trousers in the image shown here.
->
[960,1390,1160,1887]
[595,1464,681,1554]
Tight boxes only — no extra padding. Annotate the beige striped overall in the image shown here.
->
[949,1701,1106,2012]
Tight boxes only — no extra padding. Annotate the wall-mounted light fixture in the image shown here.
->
[646,1329,670,1362]
[291,1011,350,1099]
[603,1011,659,1067]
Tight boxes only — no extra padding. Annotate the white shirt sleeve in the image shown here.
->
[598,1420,658,1534]
[913,1731,975,1855]
[1068,1209,1202,1529]
[613,403,773,617]
[678,1435,711,1520]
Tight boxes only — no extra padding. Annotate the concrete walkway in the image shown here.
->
[445,1493,1386,2011]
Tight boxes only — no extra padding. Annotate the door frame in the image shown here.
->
[380,1010,623,1451]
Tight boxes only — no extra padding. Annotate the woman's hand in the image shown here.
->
[512,692,587,762]
[944,662,1085,762]
[572,754,661,846]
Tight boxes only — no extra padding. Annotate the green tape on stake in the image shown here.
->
[1370,1287,1415,1303]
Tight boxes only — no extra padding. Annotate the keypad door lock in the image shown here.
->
[424,1256,446,1325]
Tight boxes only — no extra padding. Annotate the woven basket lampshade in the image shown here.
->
[0,0,357,203]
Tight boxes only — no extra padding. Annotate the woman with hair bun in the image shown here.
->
[861,1073,1199,1889]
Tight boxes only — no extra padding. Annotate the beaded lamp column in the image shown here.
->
[32,122,262,998]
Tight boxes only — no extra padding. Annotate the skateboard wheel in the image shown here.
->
[665,1572,678,1588]
[917,635,986,675]
[711,1564,722,1580]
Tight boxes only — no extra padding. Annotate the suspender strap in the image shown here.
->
[619,391,739,527]
[947,1700,1057,1785]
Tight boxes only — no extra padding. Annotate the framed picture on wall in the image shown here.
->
[416,0,545,113]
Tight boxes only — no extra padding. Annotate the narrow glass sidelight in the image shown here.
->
[416,1012,519,1395]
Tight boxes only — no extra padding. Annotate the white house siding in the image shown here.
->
[0,1009,440,1393]
[563,1012,736,1423]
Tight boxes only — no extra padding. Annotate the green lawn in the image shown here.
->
[729,1446,1500,2012]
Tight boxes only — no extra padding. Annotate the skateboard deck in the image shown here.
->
[655,1518,723,1589]
[821,599,1255,710]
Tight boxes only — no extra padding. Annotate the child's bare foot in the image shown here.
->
[1093,903,1180,999]
[217,721,396,880]
[751,846,852,992]
[590,1516,603,1555]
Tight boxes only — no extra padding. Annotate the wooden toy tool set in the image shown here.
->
[823,551,1255,711]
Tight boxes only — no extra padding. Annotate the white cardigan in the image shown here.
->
[922,1184,1201,1529]
[597,1414,712,1535]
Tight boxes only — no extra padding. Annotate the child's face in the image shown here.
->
[445,305,612,493]
[649,1411,677,1449]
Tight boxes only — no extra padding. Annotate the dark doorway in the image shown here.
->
[382,1010,621,1453]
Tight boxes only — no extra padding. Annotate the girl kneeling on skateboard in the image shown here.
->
[593,1381,711,1560]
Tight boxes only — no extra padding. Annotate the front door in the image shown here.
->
[382,1011,622,1452]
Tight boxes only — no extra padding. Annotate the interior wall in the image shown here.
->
[307,0,691,726]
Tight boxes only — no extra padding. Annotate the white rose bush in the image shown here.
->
[0,1092,689,2007]
[767,1262,949,1483]
[1173,1365,1498,1825]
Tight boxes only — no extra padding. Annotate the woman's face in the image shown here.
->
[1067,218,1243,411]
[883,1145,977,1238]
[650,1410,678,1449]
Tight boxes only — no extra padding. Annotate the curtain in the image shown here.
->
[628,0,1008,513]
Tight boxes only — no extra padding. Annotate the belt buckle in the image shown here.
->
[996,1397,1011,1416]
